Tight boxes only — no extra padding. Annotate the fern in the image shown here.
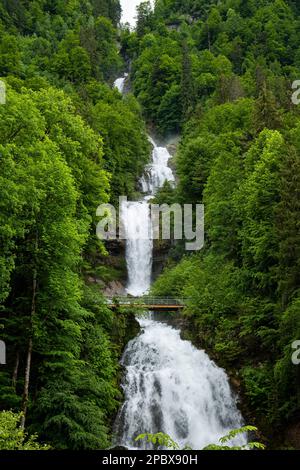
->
[135,432,180,450]
[136,426,265,451]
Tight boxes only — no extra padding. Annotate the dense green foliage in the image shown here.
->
[126,0,300,446]
[0,0,150,200]
[125,0,299,135]
[0,0,148,450]
[0,411,50,450]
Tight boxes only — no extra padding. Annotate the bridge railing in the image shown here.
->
[105,296,189,307]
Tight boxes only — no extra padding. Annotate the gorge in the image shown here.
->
[112,75,247,450]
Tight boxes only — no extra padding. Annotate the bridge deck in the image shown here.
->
[106,297,187,311]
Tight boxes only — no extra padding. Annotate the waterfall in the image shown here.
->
[115,318,246,450]
[113,75,247,450]
[140,138,175,195]
[122,138,175,295]
[114,74,128,94]
[113,74,175,296]
[121,137,175,295]
[120,201,153,297]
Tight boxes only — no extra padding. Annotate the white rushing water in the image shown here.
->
[140,137,175,195]
[115,318,246,450]
[113,75,246,450]
[115,75,175,295]
[114,74,128,93]
[120,201,153,297]
[122,138,175,295]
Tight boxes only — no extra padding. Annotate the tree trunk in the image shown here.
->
[20,337,33,429]
[12,351,19,390]
[21,231,38,429]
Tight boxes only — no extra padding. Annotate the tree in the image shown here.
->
[89,91,149,201]
[90,0,121,25]
[254,81,282,132]
[235,130,284,295]
[204,6,223,51]
[0,411,50,450]
[0,33,21,75]
[0,85,118,448]
[276,141,300,307]
[157,83,182,134]
[136,1,154,37]
[204,137,243,259]
[181,41,195,119]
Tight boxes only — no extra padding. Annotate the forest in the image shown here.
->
[0,0,149,450]
[0,0,300,452]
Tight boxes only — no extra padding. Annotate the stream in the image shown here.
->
[112,75,247,450]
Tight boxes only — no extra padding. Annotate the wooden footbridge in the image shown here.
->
[106,296,188,311]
